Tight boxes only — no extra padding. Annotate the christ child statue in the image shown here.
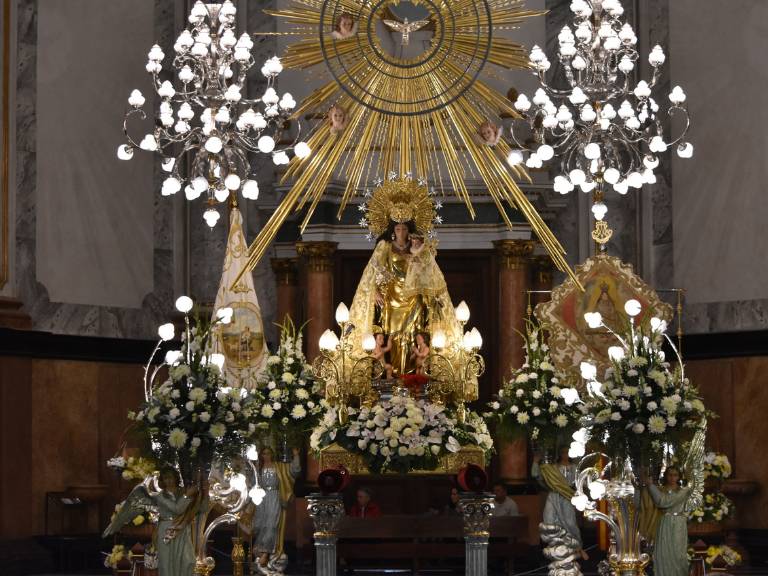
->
[372,332,393,379]
[410,332,430,375]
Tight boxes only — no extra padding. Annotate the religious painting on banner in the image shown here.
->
[213,206,268,387]
[535,254,673,387]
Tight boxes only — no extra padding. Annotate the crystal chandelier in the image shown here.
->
[117,0,311,228]
[507,0,692,246]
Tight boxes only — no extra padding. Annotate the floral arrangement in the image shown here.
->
[310,395,493,474]
[107,456,157,482]
[104,544,128,569]
[252,318,324,446]
[705,545,742,567]
[703,451,732,480]
[128,298,264,480]
[568,301,708,463]
[110,501,157,528]
[689,491,734,524]
[486,322,582,452]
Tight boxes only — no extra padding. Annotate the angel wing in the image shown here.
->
[405,19,430,33]
[682,418,707,514]
[103,483,155,537]
[382,19,405,32]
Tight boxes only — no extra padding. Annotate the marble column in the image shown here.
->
[271,257,299,327]
[494,240,535,485]
[307,493,345,576]
[459,493,495,576]
[296,242,337,362]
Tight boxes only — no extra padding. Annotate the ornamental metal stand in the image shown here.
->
[307,493,345,576]
[459,493,495,576]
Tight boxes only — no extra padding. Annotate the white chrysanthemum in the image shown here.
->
[295,388,309,400]
[291,404,307,419]
[610,412,622,421]
[648,415,667,434]
[168,427,188,448]
[169,407,180,419]
[532,390,542,399]
[554,414,568,428]
[647,401,658,411]
[209,423,227,438]
[632,423,645,434]
[661,396,679,414]
[189,387,206,403]
[267,355,281,365]
[515,374,528,384]
[199,411,210,422]
[268,388,281,399]
[550,386,562,398]
[517,412,530,424]
[281,372,295,384]
[516,389,525,397]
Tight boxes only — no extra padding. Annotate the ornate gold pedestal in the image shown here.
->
[318,443,485,475]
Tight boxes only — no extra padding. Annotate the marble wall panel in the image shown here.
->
[670,1,768,330]
[36,0,155,309]
[14,0,184,338]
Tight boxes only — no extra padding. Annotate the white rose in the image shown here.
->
[430,445,440,455]
[267,381,276,390]
[185,401,195,411]
[532,408,541,416]
[169,408,180,419]
[191,437,201,448]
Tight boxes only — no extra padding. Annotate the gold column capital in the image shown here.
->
[493,240,536,270]
[271,257,298,286]
[296,241,338,273]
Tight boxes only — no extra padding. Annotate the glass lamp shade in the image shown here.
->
[204,207,221,228]
[157,323,175,341]
[319,329,340,351]
[175,295,194,313]
[455,301,470,323]
[294,142,311,159]
[623,299,642,317]
[470,327,483,350]
[431,329,447,349]
[335,302,350,324]
[362,333,376,353]
[117,144,134,160]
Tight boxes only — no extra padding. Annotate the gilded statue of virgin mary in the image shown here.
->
[348,178,462,376]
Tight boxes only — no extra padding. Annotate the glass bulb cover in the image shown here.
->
[624,299,642,317]
[677,142,694,159]
[568,169,586,185]
[242,179,259,199]
[604,167,621,184]
[335,302,350,324]
[117,144,134,160]
[506,149,524,167]
[295,142,311,159]
[455,301,470,323]
[432,330,447,349]
[224,173,241,190]
[175,295,194,313]
[203,207,220,228]
[584,142,601,160]
[362,334,376,353]
[257,136,275,153]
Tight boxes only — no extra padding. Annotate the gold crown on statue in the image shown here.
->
[365,177,436,237]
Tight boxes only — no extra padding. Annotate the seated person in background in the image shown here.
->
[350,487,382,518]
[442,486,461,516]
[491,482,520,517]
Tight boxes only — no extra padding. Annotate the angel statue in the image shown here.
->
[532,448,588,576]
[104,468,197,576]
[248,446,301,574]
[349,178,462,377]
[645,423,707,576]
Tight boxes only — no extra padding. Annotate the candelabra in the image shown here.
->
[118,0,311,228]
[423,300,485,423]
[314,303,384,424]
[507,0,692,246]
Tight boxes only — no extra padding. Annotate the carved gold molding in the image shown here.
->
[296,241,337,273]
[318,443,486,475]
[493,239,536,270]
[270,257,298,286]
[1,0,11,289]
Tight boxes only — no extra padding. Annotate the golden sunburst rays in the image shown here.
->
[235,0,580,288]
